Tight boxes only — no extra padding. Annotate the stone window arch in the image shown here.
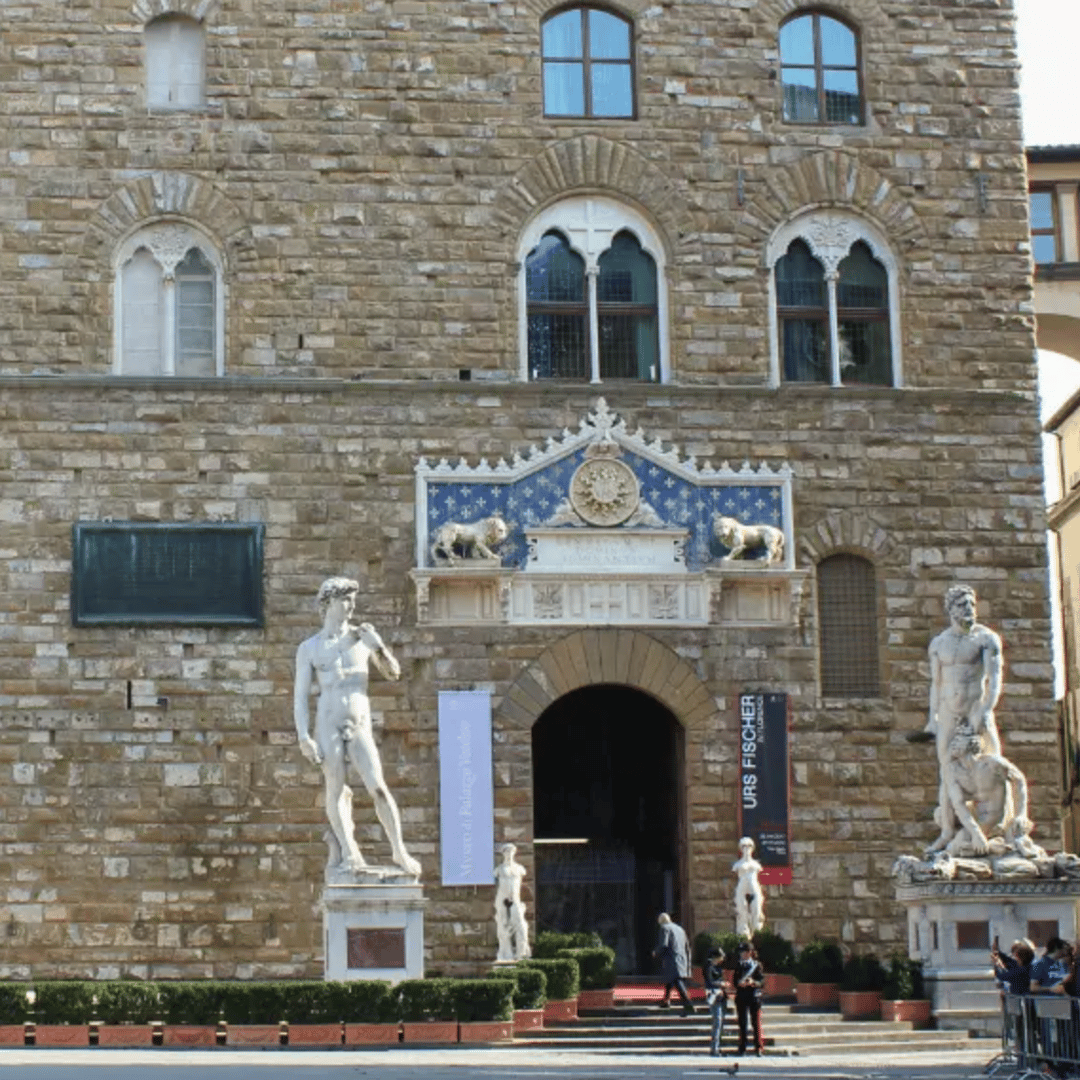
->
[113,221,225,376]
[766,210,901,387]
[816,552,881,698]
[541,6,635,119]
[519,196,668,383]
[779,10,863,126]
[144,14,205,110]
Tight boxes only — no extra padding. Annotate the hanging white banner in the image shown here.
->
[438,689,494,886]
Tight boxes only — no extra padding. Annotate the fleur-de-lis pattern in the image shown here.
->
[427,454,783,572]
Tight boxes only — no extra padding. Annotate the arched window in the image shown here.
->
[520,197,667,383]
[817,553,880,698]
[115,223,224,376]
[541,6,634,118]
[145,15,205,110]
[767,212,901,387]
[779,12,862,125]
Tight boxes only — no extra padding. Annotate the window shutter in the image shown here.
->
[817,554,881,697]
[145,17,203,109]
[121,249,164,375]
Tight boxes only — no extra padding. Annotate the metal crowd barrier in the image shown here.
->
[990,993,1080,1079]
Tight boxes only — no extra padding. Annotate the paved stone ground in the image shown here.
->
[0,1041,1000,1073]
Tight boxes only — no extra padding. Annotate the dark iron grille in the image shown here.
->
[527,311,589,379]
[838,317,891,386]
[72,522,264,626]
[779,314,828,383]
[598,311,657,380]
[817,553,880,697]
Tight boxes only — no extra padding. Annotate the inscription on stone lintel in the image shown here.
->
[347,927,406,970]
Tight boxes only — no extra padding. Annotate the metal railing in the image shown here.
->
[989,993,1080,1079]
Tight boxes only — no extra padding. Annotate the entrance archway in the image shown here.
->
[532,685,683,974]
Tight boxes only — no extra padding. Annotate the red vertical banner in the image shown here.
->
[736,692,792,885]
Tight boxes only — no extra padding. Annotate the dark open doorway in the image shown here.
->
[531,684,684,975]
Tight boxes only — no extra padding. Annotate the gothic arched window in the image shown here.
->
[520,197,666,383]
[115,223,224,376]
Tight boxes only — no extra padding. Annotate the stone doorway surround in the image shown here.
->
[499,628,721,941]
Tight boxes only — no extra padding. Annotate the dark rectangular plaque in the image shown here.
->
[71,522,264,626]
[956,920,990,951]
[347,928,406,970]
[1027,920,1060,948]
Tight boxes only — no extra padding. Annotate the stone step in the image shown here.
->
[524,1000,978,1056]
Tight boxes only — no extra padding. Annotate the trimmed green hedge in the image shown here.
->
[397,978,456,1023]
[557,947,616,991]
[6,977,510,1026]
[794,939,845,985]
[33,981,98,1025]
[451,979,513,1023]
[96,981,160,1025]
[533,930,602,958]
[692,930,746,968]
[752,928,795,976]
[520,958,579,1001]
[487,966,547,1010]
[0,984,31,1024]
[840,953,886,993]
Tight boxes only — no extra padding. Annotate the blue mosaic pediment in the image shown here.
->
[416,399,792,573]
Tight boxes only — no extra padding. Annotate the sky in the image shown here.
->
[1016,0,1080,428]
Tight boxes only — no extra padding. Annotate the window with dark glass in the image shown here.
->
[837,241,891,386]
[817,553,880,697]
[597,232,658,379]
[780,12,862,125]
[526,232,589,379]
[776,237,892,386]
[526,229,658,381]
[776,239,829,383]
[542,7,634,118]
[1030,189,1059,264]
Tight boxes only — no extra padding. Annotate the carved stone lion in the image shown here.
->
[712,514,785,565]
[430,514,509,566]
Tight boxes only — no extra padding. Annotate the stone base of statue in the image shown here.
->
[321,871,425,983]
[895,874,1080,1035]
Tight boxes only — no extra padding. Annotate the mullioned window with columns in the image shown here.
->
[114,222,224,376]
[766,211,901,388]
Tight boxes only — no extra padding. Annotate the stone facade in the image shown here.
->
[0,0,1057,978]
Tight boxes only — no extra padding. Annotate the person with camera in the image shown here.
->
[703,945,729,1057]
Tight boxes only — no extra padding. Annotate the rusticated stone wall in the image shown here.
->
[0,380,1056,976]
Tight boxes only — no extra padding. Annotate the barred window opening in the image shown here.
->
[817,553,880,697]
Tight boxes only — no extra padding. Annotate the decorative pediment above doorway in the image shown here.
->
[410,400,806,627]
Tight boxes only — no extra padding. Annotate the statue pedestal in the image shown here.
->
[896,877,1080,1034]
[322,880,425,983]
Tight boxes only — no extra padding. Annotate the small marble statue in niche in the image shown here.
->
[733,836,766,939]
[293,576,421,880]
[494,843,531,962]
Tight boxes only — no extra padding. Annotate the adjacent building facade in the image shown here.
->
[0,0,1059,979]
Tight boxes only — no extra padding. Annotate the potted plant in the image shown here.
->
[0,984,29,1045]
[521,958,580,1021]
[880,953,932,1026]
[558,946,616,1010]
[489,966,547,1032]
[838,952,887,1019]
[398,978,457,1043]
[32,981,95,1046]
[454,979,515,1043]
[158,981,225,1046]
[793,939,844,1008]
[753,929,796,998]
[94,981,159,1046]
[343,980,399,1045]
[284,981,344,1046]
